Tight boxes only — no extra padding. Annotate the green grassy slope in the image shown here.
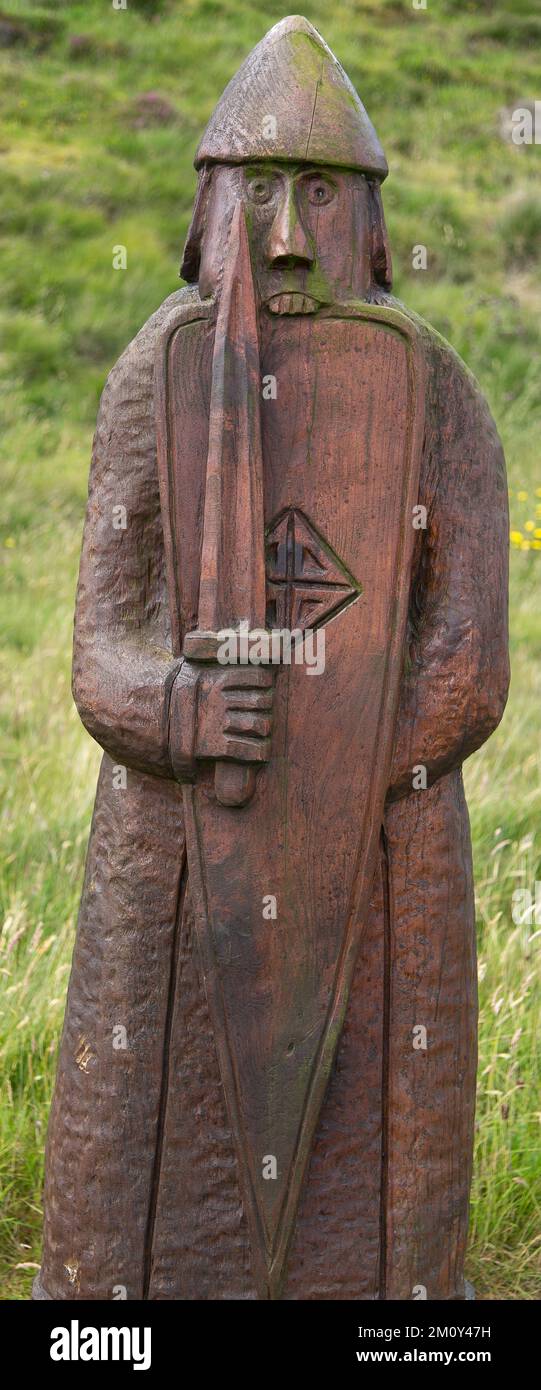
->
[0,0,540,1299]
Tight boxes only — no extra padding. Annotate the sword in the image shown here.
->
[182,201,270,808]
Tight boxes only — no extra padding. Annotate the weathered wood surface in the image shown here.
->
[157,295,424,1297]
[35,15,509,1302]
[194,14,388,177]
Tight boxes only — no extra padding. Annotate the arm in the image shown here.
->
[72,292,274,782]
[387,343,510,804]
[72,297,183,779]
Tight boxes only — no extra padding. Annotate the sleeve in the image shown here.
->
[72,302,184,779]
[386,343,510,804]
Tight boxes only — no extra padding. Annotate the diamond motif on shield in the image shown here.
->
[265,508,361,631]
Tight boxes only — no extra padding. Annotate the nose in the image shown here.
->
[267,190,314,269]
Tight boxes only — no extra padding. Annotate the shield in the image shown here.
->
[155,258,425,1297]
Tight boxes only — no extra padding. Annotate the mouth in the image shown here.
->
[266,292,320,316]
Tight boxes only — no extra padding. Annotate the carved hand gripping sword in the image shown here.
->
[182,201,270,808]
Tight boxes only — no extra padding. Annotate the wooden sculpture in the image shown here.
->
[35,16,509,1302]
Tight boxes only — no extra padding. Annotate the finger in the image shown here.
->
[224,712,272,738]
[221,667,273,690]
[225,690,273,711]
[223,735,271,763]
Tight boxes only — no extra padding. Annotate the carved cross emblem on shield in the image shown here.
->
[265,507,362,631]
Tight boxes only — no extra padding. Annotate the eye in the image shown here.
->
[246,175,276,205]
[304,176,335,207]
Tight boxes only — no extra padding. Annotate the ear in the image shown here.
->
[369,181,392,291]
[180,166,213,282]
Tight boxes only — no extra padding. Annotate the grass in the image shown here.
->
[0,0,540,1300]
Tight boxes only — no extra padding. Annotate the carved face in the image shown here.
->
[197,162,374,312]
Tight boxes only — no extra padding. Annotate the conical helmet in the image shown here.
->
[195,15,388,181]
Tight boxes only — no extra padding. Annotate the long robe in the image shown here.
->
[37,286,509,1301]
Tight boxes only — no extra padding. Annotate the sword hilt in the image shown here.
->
[182,205,268,813]
[182,630,268,809]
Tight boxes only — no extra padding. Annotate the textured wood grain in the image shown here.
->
[36,13,509,1303]
[36,283,508,1300]
[157,304,424,1296]
[195,17,388,178]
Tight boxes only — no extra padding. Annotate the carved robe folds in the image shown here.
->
[37,285,509,1301]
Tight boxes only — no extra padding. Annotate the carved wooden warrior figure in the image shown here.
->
[36,17,509,1302]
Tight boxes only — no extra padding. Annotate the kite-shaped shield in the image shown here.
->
[155,233,425,1297]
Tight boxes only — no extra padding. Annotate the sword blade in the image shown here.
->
[196,200,266,637]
